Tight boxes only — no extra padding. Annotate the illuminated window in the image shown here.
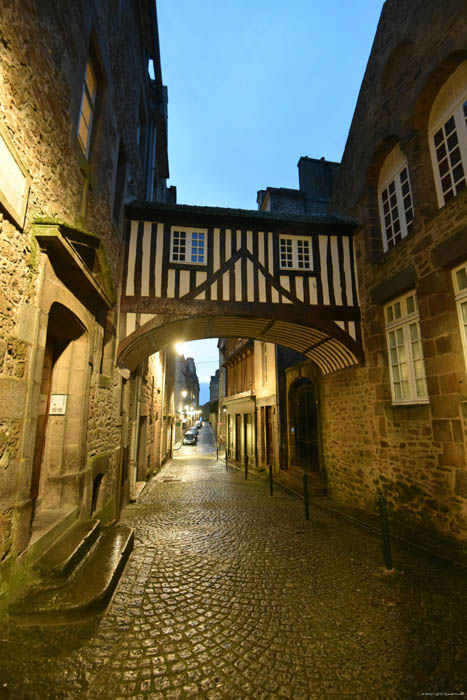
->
[385,292,428,404]
[170,228,207,264]
[279,236,312,270]
[452,261,467,370]
[77,60,97,158]
[429,61,467,207]
[378,145,414,252]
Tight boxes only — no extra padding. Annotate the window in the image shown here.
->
[429,61,467,207]
[170,228,207,264]
[378,144,414,251]
[77,60,97,158]
[279,236,312,270]
[452,261,467,369]
[385,291,428,404]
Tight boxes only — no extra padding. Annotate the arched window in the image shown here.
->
[378,144,414,252]
[428,61,467,207]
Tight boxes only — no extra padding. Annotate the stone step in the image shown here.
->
[9,524,134,625]
[33,518,101,583]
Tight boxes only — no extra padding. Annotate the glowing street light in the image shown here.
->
[175,342,185,355]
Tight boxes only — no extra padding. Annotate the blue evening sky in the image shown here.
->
[156,0,386,402]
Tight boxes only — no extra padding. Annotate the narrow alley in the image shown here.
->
[1,423,467,699]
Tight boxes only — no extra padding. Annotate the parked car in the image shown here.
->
[183,432,197,445]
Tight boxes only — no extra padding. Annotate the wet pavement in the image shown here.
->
[1,423,467,698]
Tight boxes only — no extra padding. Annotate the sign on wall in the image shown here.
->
[49,394,68,415]
[0,125,30,228]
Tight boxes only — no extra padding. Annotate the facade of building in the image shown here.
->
[258,0,467,540]
[0,0,174,609]
[219,338,289,477]
[322,0,467,540]
[173,354,200,443]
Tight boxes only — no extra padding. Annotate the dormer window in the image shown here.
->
[428,61,467,207]
[378,144,414,252]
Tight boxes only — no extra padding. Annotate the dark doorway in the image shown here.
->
[30,303,86,526]
[292,381,320,472]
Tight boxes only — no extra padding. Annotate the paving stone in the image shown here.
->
[1,426,467,697]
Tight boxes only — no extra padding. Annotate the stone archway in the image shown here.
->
[30,302,88,529]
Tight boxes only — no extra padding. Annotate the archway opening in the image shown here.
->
[30,303,87,533]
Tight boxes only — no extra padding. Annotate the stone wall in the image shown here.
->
[0,0,170,584]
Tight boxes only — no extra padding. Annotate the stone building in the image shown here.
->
[0,0,174,610]
[173,353,200,443]
[220,338,293,477]
[260,0,467,541]
[323,0,467,539]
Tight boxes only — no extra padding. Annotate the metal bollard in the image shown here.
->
[245,455,248,480]
[303,472,310,521]
[377,492,393,570]
[269,464,273,496]
[225,448,228,469]
[216,444,219,461]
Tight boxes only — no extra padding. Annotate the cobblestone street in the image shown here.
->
[1,423,467,699]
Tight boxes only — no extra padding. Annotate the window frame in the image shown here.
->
[170,227,207,265]
[77,59,97,159]
[378,160,414,252]
[429,97,467,207]
[452,261,467,370]
[384,291,428,405]
[279,235,313,271]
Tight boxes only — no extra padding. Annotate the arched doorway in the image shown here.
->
[290,378,320,473]
[30,303,88,528]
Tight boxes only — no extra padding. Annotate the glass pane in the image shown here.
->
[409,322,419,341]
[434,129,444,147]
[444,116,456,135]
[401,380,409,398]
[394,383,402,400]
[396,327,404,344]
[416,378,427,397]
[394,302,401,319]
[85,62,96,99]
[436,143,447,161]
[461,300,467,323]
[400,361,408,380]
[78,115,88,151]
[413,358,424,378]
[386,307,394,323]
[456,266,467,291]
[82,93,92,125]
